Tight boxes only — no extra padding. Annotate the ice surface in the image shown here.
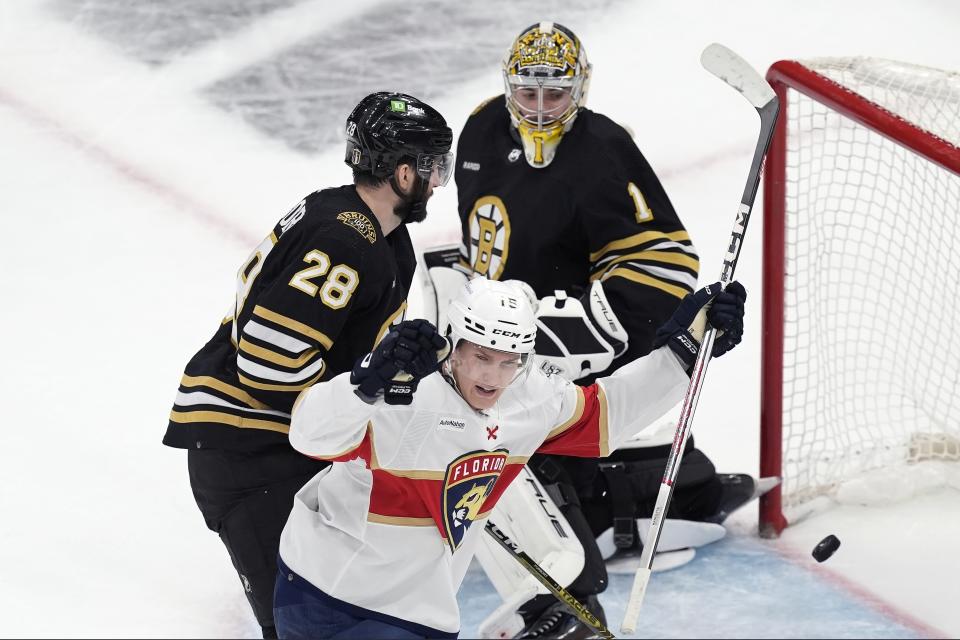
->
[1,0,959,637]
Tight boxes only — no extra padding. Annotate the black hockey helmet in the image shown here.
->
[345,92,454,185]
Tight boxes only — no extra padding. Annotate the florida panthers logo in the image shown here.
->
[442,450,508,552]
[467,196,511,280]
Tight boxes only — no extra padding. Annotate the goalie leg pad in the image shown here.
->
[474,466,585,601]
[585,442,718,548]
[528,455,609,598]
[417,244,469,333]
[596,519,726,560]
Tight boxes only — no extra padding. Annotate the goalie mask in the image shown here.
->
[502,22,591,168]
[445,279,537,409]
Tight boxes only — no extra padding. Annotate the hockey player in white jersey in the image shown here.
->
[273,277,746,638]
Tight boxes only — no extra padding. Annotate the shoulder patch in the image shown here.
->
[337,211,377,244]
[471,95,500,116]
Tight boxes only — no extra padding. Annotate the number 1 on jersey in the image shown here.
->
[628,182,654,223]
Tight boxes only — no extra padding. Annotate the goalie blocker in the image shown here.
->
[419,245,628,383]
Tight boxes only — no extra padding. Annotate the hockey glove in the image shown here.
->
[350,319,451,405]
[653,281,747,371]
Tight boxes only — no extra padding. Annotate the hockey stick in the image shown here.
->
[620,43,779,634]
[484,521,615,639]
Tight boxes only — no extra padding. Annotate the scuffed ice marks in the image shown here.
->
[47,0,624,153]
[47,0,304,66]
[206,0,622,153]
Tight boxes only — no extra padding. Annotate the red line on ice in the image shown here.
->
[0,87,256,247]
[775,542,949,639]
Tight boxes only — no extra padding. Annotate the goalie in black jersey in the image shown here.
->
[421,22,768,639]
[163,92,452,638]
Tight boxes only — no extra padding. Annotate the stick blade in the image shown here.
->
[620,566,652,633]
[700,43,775,109]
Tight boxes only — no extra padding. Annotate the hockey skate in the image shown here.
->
[515,595,607,640]
[703,474,781,524]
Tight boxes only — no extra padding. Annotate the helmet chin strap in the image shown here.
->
[389,172,430,224]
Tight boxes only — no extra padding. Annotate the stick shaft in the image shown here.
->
[620,45,779,635]
[485,521,615,639]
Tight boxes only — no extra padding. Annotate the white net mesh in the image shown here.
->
[779,58,960,509]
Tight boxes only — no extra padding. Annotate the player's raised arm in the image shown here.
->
[537,281,747,457]
[289,319,449,460]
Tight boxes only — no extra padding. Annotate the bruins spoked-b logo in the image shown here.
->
[441,450,508,552]
[467,196,511,279]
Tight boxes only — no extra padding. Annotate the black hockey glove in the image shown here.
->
[350,319,450,405]
[653,281,747,371]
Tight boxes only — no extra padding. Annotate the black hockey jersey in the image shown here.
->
[164,185,414,452]
[455,97,699,372]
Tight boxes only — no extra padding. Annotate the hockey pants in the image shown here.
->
[274,557,453,639]
[188,446,329,638]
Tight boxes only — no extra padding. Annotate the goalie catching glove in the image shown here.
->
[653,281,747,370]
[351,319,451,404]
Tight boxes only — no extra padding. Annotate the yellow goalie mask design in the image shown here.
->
[502,21,591,168]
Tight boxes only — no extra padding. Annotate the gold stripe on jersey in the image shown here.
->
[470,95,499,116]
[291,387,310,415]
[252,305,334,349]
[506,455,530,466]
[168,409,290,434]
[381,468,446,480]
[368,424,381,470]
[597,384,611,456]
[238,338,320,369]
[238,367,325,392]
[179,375,271,410]
[364,425,446,478]
[589,230,692,263]
[367,513,436,527]
[600,268,690,299]
[545,386,586,441]
[374,302,408,347]
[591,249,700,277]
[306,422,371,461]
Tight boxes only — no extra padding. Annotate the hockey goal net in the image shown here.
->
[759,58,960,537]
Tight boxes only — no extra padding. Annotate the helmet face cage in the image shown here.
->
[345,92,453,181]
[501,23,591,168]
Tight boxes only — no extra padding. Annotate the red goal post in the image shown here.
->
[759,58,960,538]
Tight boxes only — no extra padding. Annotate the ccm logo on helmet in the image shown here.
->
[492,329,522,338]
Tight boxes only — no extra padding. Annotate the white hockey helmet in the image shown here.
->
[447,278,537,354]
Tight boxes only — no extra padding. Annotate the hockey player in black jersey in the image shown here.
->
[163,92,452,638]
[427,23,764,639]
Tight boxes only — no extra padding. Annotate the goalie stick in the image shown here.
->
[484,521,615,639]
[620,43,780,634]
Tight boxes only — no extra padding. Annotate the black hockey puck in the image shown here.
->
[812,534,841,562]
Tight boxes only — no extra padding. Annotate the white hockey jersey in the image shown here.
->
[279,346,688,635]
